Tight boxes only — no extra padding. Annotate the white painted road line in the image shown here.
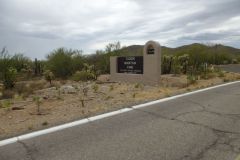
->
[0,138,18,147]
[132,81,240,109]
[0,81,239,147]
[88,108,133,122]
[18,119,89,141]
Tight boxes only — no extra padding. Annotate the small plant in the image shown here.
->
[105,95,113,100]
[134,83,141,89]
[33,96,42,115]
[42,121,48,126]
[44,70,54,85]
[72,71,95,82]
[82,86,88,96]
[109,84,114,91]
[28,125,33,130]
[165,92,171,97]
[134,83,144,90]
[187,74,197,86]
[79,97,88,115]
[237,75,240,80]
[132,93,137,98]
[14,94,23,101]
[1,100,12,109]
[223,78,230,82]
[92,84,99,93]
[80,98,85,108]
[57,89,63,100]
[218,71,225,78]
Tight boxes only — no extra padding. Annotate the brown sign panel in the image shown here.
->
[117,56,143,74]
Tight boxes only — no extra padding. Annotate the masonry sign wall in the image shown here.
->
[110,40,161,85]
[117,56,143,74]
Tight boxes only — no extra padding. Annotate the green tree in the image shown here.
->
[46,48,83,78]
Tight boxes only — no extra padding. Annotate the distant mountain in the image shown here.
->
[118,43,240,57]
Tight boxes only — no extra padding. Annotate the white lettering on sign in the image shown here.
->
[126,57,135,61]
[127,66,134,69]
[124,62,136,65]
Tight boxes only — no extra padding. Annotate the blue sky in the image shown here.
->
[0,0,240,59]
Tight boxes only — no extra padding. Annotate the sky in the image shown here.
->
[0,0,240,59]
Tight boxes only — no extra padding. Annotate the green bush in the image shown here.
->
[3,67,17,89]
[218,71,225,77]
[72,71,95,82]
[187,74,197,85]
[92,84,99,92]
[44,70,54,85]
[46,48,84,78]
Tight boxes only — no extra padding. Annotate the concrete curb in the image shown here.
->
[0,81,239,147]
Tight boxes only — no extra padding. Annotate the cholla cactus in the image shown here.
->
[44,70,54,85]
[33,96,43,115]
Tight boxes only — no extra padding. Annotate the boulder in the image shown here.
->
[60,85,77,94]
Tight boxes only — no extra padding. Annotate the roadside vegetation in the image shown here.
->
[0,42,240,139]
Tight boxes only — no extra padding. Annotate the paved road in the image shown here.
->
[218,64,240,73]
[1,82,240,160]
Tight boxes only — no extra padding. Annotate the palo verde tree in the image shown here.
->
[46,48,84,78]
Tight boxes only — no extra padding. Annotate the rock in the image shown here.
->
[34,87,58,99]
[12,106,24,110]
[60,85,77,94]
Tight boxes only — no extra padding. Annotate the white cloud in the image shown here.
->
[0,0,239,59]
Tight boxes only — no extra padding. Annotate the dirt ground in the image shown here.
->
[0,72,240,140]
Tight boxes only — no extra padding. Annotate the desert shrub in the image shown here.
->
[132,93,137,98]
[14,81,46,98]
[33,96,42,115]
[232,59,238,64]
[172,64,181,75]
[0,99,12,109]
[3,67,17,89]
[109,84,114,91]
[223,78,230,82]
[134,83,141,89]
[44,70,54,85]
[218,71,225,77]
[82,86,89,96]
[187,74,197,85]
[92,84,99,93]
[178,54,189,74]
[42,121,48,126]
[162,55,173,74]
[134,83,144,90]
[72,71,95,82]
[46,48,84,78]
[11,54,32,72]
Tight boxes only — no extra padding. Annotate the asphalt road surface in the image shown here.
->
[218,64,240,73]
[1,82,240,160]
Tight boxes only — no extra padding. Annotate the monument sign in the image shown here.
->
[110,40,161,85]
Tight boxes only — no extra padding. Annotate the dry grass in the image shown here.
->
[0,72,240,140]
